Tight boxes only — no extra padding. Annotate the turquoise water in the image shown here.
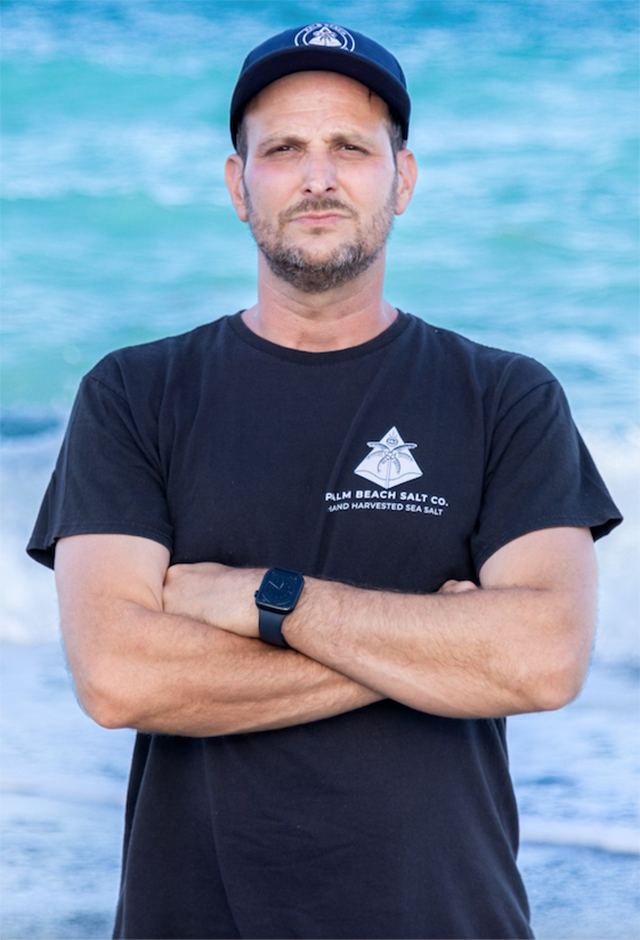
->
[2,0,638,427]
[1,2,639,938]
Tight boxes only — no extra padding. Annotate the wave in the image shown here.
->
[2,772,637,856]
[1,123,229,205]
[1,426,64,643]
[0,776,126,808]
[519,817,640,856]
[585,428,640,667]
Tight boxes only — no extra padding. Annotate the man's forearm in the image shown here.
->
[281,528,597,718]
[64,601,381,736]
[281,579,584,718]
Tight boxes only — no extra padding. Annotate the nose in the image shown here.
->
[301,151,338,197]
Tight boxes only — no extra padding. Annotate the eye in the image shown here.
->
[265,144,297,156]
[339,143,367,154]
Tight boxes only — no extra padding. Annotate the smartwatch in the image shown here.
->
[255,568,305,648]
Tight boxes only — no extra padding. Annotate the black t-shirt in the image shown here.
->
[28,312,621,939]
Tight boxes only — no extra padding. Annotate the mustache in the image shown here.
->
[280,198,357,222]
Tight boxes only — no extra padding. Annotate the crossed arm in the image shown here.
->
[54,526,598,736]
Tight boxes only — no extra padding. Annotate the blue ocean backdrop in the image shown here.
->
[1,2,638,938]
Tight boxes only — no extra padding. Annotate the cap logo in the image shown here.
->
[294,23,356,52]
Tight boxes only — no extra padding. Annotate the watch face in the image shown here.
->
[257,569,304,612]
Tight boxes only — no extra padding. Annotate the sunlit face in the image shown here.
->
[227,71,409,293]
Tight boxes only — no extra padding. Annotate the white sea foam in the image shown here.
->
[2,121,228,204]
[584,429,640,666]
[1,431,63,643]
[519,818,640,856]
[0,0,268,72]
[0,777,126,807]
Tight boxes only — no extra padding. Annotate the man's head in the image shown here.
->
[225,24,416,294]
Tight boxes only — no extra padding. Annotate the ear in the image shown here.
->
[394,149,418,216]
[225,153,249,222]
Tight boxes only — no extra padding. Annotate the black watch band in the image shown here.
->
[257,608,291,648]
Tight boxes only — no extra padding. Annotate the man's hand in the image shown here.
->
[438,579,478,594]
[163,562,262,638]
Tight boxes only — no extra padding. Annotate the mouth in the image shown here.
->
[292,212,351,227]
[281,200,356,229]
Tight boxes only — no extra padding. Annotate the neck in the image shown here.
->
[241,252,397,352]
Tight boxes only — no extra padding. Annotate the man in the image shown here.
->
[28,22,621,940]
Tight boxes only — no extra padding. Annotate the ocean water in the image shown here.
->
[1,1,638,938]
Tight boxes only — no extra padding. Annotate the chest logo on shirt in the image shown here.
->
[354,426,423,486]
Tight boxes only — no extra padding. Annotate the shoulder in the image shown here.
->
[83,316,233,398]
[402,313,558,396]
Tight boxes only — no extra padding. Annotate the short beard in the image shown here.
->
[262,234,382,293]
[244,185,398,294]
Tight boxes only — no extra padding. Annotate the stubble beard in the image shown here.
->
[243,179,398,294]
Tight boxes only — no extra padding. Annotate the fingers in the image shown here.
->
[438,579,479,594]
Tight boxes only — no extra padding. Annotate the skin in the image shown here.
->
[55,72,599,736]
[224,71,417,350]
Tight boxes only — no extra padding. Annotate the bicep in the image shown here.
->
[478,527,599,709]
[54,535,171,722]
[55,533,171,634]
[479,527,597,594]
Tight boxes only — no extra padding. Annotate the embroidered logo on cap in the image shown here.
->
[354,427,423,487]
[294,23,356,52]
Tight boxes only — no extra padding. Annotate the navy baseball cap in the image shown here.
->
[230,23,410,147]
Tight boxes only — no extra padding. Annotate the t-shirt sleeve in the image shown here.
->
[27,366,174,569]
[470,368,622,573]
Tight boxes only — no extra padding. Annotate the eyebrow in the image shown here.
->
[256,130,379,153]
[256,134,306,153]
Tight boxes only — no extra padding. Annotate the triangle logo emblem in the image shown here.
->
[354,427,423,487]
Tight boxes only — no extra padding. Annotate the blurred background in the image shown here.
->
[1,1,638,937]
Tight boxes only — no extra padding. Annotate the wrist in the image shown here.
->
[279,575,323,649]
[282,577,364,654]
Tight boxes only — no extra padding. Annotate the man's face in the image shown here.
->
[227,71,409,293]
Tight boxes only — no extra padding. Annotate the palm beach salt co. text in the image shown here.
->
[325,490,450,515]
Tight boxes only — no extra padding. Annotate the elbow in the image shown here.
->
[525,628,592,713]
[530,661,586,713]
[86,698,131,732]
[72,656,137,730]
[514,587,595,714]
